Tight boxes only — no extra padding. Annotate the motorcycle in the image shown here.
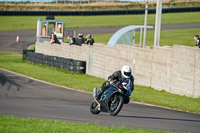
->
[90,78,133,116]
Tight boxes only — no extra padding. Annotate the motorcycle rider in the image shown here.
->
[96,65,134,104]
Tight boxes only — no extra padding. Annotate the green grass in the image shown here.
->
[0,115,169,133]
[28,44,35,50]
[93,28,200,47]
[0,52,200,113]
[0,12,200,31]
[93,33,113,44]
[132,86,200,113]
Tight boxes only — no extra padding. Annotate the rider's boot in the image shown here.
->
[95,82,108,101]
[95,88,103,101]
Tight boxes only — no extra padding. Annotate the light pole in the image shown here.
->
[143,0,148,48]
[154,0,162,47]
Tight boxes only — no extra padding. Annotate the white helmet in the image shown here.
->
[121,65,132,78]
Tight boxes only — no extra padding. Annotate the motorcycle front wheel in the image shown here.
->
[109,95,124,116]
[90,100,100,115]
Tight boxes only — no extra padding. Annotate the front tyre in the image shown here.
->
[90,100,100,115]
[109,95,124,116]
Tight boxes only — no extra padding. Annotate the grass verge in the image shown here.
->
[27,44,35,50]
[0,52,200,113]
[0,12,200,31]
[93,28,200,47]
[0,115,170,133]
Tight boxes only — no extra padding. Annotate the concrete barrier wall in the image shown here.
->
[194,50,200,98]
[151,47,173,92]
[35,42,200,98]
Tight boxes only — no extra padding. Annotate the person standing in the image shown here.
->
[75,33,85,46]
[42,24,47,36]
[86,34,95,45]
[194,35,200,48]
[67,36,75,45]
[50,33,60,44]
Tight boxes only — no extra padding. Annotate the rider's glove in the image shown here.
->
[108,78,113,85]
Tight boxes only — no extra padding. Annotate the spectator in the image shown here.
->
[67,35,76,45]
[42,24,47,36]
[86,34,95,45]
[75,33,85,46]
[50,33,61,44]
[50,33,54,44]
[194,35,200,48]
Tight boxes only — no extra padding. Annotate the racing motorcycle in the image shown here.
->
[90,78,133,116]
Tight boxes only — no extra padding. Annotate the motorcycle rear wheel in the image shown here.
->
[109,95,124,116]
[90,100,100,114]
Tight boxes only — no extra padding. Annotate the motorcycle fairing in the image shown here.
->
[100,86,119,112]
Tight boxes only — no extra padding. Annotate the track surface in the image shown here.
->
[0,69,200,133]
[0,23,200,52]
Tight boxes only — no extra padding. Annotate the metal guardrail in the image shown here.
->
[1,7,200,16]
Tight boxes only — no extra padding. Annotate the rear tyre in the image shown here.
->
[90,100,100,115]
[109,95,124,116]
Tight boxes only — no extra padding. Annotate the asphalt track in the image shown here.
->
[0,68,200,133]
[0,23,200,52]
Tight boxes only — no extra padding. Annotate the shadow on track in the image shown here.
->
[0,73,34,92]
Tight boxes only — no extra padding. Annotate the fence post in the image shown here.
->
[88,45,93,75]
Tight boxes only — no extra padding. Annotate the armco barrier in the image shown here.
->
[23,49,86,74]
[1,7,200,16]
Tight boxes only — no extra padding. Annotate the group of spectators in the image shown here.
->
[42,24,94,46]
[44,22,199,48]
[49,32,95,46]
[194,35,200,48]
[67,33,94,46]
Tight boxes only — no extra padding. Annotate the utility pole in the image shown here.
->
[143,0,148,48]
[154,0,162,47]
